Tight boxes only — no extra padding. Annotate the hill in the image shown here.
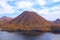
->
[0,16,12,25]
[52,19,60,24]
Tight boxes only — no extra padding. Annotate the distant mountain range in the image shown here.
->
[0,16,12,25]
[0,11,60,33]
[0,16,12,21]
[52,19,60,24]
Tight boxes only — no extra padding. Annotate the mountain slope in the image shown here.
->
[2,11,51,31]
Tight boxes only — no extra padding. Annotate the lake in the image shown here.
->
[0,31,60,40]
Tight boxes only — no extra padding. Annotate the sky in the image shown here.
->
[0,0,60,21]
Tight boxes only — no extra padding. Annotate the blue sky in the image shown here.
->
[0,0,60,21]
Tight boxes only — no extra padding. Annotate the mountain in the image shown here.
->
[2,11,51,31]
[0,16,12,25]
[0,16,12,21]
[53,19,60,24]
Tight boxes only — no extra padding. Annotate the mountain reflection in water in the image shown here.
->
[0,31,60,40]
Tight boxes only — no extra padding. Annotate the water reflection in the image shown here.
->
[23,35,40,40]
[0,31,60,40]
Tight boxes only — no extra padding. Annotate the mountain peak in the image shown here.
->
[56,19,60,21]
[24,11,36,13]
[22,11,37,15]
[53,18,60,24]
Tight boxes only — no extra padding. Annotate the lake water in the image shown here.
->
[0,31,60,40]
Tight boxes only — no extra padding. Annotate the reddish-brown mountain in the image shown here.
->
[2,11,51,31]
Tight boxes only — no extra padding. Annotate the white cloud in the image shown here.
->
[0,0,15,14]
[25,7,38,12]
[48,6,60,14]
[16,1,34,8]
[53,0,60,2]
[23,7,49,15]
[36,0,46,6]
[0,0,60,17]
[52,6,60,10]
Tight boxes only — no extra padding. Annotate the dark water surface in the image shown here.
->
[0,31,60,40]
